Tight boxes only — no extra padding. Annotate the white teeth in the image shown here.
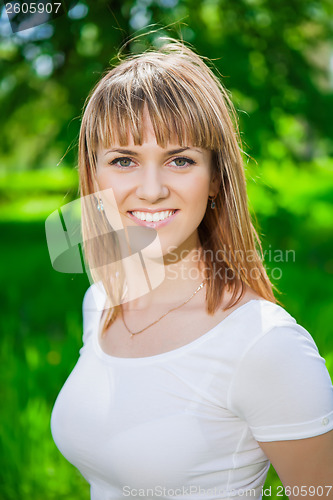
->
[131,210,175,222]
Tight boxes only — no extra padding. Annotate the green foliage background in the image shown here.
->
[0,0,332,498]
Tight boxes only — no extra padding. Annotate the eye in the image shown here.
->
[169,157,196,169]
[108,157,135,168]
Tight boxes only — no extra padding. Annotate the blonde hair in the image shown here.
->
[78,39,279,334]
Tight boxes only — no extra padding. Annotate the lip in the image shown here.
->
[127,209,179,229]
[129,208,178,213]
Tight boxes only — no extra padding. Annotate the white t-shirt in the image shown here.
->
[51,282,333,500]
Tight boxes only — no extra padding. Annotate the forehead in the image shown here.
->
[97,108,202,154]
[89,88,221,165]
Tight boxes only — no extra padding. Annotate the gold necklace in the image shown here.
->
[121,280,207,338]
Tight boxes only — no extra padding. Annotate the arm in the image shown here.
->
[258,430,333,499]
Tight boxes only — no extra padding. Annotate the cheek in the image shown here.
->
[184,174,211,204]
[96,170,114,191]
[95,172,129,226]
[96,171,128,205]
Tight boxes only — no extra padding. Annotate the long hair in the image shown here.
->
[78,39,279,335]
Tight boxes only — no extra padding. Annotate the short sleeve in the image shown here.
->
[228,324,333,442]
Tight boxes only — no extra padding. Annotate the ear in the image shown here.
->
[209,170,221,197]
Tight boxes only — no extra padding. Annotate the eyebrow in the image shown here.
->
[103,147,203,156]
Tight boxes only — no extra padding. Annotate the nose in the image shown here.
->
[135,165,169,203]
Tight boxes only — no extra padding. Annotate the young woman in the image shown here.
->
[51,40,333,499]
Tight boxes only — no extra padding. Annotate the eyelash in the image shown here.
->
[108,156,196,169]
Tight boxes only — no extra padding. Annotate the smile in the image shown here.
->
[127,210,179,228]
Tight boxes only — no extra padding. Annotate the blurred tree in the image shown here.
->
[0,0,332,171]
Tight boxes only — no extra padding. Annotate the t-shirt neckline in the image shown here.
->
[92,298,269,365]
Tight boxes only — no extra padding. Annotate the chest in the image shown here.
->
[51,338,268,496]
[99,299,238,358]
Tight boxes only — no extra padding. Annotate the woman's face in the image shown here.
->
[95,112,218,258]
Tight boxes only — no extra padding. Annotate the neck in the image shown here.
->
[120,244,206,312]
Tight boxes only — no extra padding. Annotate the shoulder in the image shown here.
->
[227,299,333,441]
[221,289,323,377]
[228,296,331,399]
[83,280,107,313]
[224,286,302,348]
[82,281,107,345]
[230,284,275,312]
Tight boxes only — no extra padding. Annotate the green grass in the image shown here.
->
[0,221,90,499]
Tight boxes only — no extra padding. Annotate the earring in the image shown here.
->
[209,195,217,209]
[96,198,104,212]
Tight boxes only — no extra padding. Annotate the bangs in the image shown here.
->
[85,59,227,154]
